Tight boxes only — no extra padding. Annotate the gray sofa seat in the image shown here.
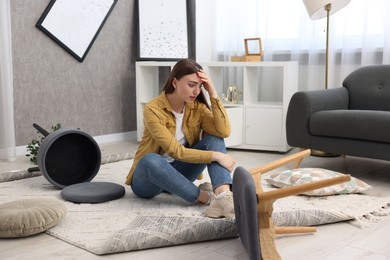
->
[310,110,390,143]
[286,64,390,161]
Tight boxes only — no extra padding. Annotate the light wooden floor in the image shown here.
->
[1,137,390,260]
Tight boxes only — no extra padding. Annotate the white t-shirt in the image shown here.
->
[162,109,187,162]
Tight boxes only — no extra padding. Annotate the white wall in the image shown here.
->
[0,0,16,161]
[195,0,213,61]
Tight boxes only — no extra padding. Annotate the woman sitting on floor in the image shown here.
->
[125,59,235,218]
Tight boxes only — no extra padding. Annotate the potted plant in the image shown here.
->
[26,123,61,164]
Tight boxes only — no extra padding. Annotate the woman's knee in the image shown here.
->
[203,134,226,151]
[138,153,163,169]
[131,154,163,198]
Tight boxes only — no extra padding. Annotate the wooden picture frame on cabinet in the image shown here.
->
[245,38,263,57]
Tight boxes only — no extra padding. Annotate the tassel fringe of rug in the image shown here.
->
[351,202,390,228]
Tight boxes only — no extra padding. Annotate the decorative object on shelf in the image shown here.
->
[222,85,239,104]
[231,38,263,62]
[136,0,196,61]
[303,0,351,89]
[36,0,118,62]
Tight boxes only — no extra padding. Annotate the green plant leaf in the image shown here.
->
[26,123,62,165]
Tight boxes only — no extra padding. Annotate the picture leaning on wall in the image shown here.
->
[36,0,118,62]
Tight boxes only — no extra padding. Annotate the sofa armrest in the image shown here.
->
[286,88,349,147]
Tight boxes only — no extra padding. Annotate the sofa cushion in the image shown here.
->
[310,110,390,143]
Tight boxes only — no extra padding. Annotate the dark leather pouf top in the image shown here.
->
[61,182,125,203]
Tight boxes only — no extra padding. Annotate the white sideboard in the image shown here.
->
[135,61,298,152]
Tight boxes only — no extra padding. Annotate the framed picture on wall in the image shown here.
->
[36,0,118,62]
[136,0,193,61]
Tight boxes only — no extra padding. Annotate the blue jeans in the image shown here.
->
[131,135,232,203]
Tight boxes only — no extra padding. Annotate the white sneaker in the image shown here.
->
[198,182,213,192]
[205,191,235,218]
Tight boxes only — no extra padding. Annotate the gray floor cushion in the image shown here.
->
[61,181,125,203]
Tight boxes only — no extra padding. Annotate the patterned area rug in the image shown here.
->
[0,159,389,255]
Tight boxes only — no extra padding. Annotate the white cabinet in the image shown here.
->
[135,61,298,152]
[245,106,283,148]
[224,106,243,147]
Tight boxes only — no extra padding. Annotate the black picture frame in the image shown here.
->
[36,0,118,62]
[136,0,195,61]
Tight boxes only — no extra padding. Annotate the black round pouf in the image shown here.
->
[41,132,101,188]
[61,182,125,203]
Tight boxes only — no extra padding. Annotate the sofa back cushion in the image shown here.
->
[343,65,390,111]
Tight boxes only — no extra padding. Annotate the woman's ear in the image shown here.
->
[172,78,177,89]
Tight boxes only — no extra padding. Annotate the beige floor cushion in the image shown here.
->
[0,198,67,238]
[265,168,372,196]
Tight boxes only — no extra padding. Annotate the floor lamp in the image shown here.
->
[303,0,351,156]
[303,0,351,89]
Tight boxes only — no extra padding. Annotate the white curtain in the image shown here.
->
[211,0,390,91]
[0,0,16,162]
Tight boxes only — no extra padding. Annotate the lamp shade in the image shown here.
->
[303,0,351,20]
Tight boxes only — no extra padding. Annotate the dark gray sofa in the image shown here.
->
[286,65,390,161]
